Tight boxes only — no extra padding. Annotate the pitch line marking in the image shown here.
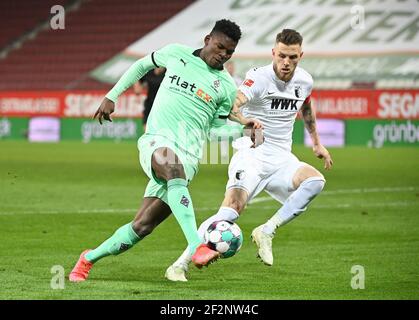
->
[0,201,416,215]
[249,186,417,204]
[0,186,417,215]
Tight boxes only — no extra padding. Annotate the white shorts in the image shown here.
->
[226,146,306,204]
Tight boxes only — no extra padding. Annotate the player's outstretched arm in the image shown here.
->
[228,90,248,124]
[228,90,262,129]
[301,101,333,170]
[94,57,156,124]
[228,90,264,147]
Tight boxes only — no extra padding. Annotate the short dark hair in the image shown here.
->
[210,19,242,43]
[276,29,303,46]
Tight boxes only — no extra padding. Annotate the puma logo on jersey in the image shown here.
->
[270,99,298,110]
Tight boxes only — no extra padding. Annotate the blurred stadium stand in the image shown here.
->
[0,0,417,147]
[0,0,193,90]
[0,0,70,50]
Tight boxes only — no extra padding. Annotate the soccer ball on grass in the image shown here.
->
[204,220,243,258]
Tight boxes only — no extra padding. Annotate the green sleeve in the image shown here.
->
[208,122,243,141]
[208,87,242,140]
[210,115,228,129]
[105,55,155,102]
[105,43,181,102]
[151,43,181,68]
[210,86,237,128]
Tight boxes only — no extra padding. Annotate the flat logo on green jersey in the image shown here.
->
[168,74,213,104]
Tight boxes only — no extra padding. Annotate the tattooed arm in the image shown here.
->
[228,90,250,125]
[228,90,262,128]
[301,100,319,145]
[301,100,333,170]
[228,90,264,147]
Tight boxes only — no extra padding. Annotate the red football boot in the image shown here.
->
[68,250,93,282]
[191,244,220,269]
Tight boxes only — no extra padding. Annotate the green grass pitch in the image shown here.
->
[0,141,418,300]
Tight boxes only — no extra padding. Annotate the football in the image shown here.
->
[204,220,243,258]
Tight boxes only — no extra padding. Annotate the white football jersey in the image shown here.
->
[239,64,313,154]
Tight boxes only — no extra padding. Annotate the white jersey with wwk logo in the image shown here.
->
[239,63,313,155]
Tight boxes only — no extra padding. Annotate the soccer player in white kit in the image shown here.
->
[166,29,333,282]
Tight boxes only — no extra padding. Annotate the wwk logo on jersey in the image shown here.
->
[270,98,299,111]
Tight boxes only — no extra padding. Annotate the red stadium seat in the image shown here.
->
[0,0,193,91]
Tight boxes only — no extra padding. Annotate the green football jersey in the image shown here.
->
[106,43,237,160]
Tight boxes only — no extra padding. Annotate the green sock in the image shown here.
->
[85,223,141,263]
[167,178,201,254]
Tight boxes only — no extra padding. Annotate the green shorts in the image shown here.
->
[137,134,199,204]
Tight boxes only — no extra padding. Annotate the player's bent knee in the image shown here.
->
[151,149,186,181]
[293,165,325,189]
[165,163,186,180]
[152,162,186,181]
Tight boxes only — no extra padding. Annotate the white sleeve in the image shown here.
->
[306,75,313,98]
[238,68,264,102]
[303,74,313,104]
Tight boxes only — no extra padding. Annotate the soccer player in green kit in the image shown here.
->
[69,19,261,282]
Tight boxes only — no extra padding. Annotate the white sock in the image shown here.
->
[263,177,325,235]
[173,247,192,268]
[173,207,239,267]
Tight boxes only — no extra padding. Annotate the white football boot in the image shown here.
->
[251,225,274,266]
[165,263,189,282]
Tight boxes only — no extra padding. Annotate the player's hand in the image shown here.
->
[251,127,264,148]
[313,144,333,170]
[243,118,264,148]
[243,117,263,130]
[93,97,115,125]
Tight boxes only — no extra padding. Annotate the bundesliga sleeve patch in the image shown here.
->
[243,79,254,87]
